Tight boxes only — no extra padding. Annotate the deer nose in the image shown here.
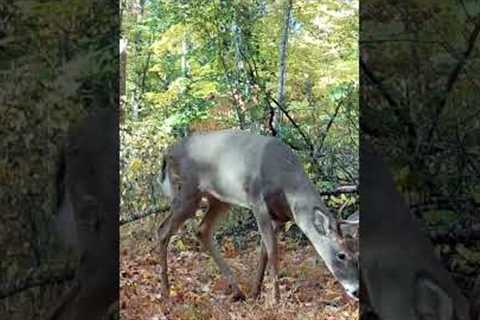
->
[346,288,359,301]
[352,289,359,299]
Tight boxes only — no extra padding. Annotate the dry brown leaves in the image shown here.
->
[120,233,359,320]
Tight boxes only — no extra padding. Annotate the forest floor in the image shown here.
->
[120,221,359,320]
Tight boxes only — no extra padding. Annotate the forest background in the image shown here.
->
[119,0,360,319]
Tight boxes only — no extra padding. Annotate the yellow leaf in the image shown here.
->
[129,159,142,172]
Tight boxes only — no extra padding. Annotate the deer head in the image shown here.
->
[292,198,359,299]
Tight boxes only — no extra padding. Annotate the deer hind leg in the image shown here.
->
[252,220,282,299]
[196,197,246,301]
[157,189,200,299]
[253,203,280,302]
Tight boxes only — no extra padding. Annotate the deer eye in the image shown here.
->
[336,252,347,261]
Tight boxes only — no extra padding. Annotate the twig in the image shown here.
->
[317,99,344,155]
[428,228,480,243]
[319,185,358,196]
[119,205,169,226]
[238,47,315,156]
[268,95,316,158]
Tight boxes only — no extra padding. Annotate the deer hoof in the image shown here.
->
[160,289,170,301]
[271,293,281,304]
[231,291,246,302]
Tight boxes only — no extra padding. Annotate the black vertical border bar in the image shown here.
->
[360,1,480,319]
[0,0,120,319]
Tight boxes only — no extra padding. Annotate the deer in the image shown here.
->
[156,129,359,302]
[45,108,119,320]
[360,141,473,320]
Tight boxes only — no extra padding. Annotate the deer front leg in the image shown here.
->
[252,221,282,299]
[157,193,199,299]
[254,204,280,303]
[252,243,268,299]
[196,198,245,301]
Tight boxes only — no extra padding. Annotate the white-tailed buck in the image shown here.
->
[157,129,359,302]
[360,141,472,320]
[46,109,118,320]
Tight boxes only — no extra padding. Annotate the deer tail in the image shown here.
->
[159,155,173,199]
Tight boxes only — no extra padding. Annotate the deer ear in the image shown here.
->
[313,209,331,235]
[339,222,358,239]
[338,212,359,238]
[414,275,453,320]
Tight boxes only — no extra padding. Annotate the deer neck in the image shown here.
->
[286,184,335,260]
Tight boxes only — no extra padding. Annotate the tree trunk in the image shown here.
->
[120,38,127,97]
[181,34,188,78]
[131,0,146,120]
[232,21,246,129]
[275,0,293,133]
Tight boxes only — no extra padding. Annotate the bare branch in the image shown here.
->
[238,47,315,155]
[120,205,169,226]
[361,39,443,45]
[318,99,343,154]
[428,227,480,243]
[360,58,400,109]
[0,264,75,300]
[425,17,480,145]
[319,185,358,196]
[268,95,316,158]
